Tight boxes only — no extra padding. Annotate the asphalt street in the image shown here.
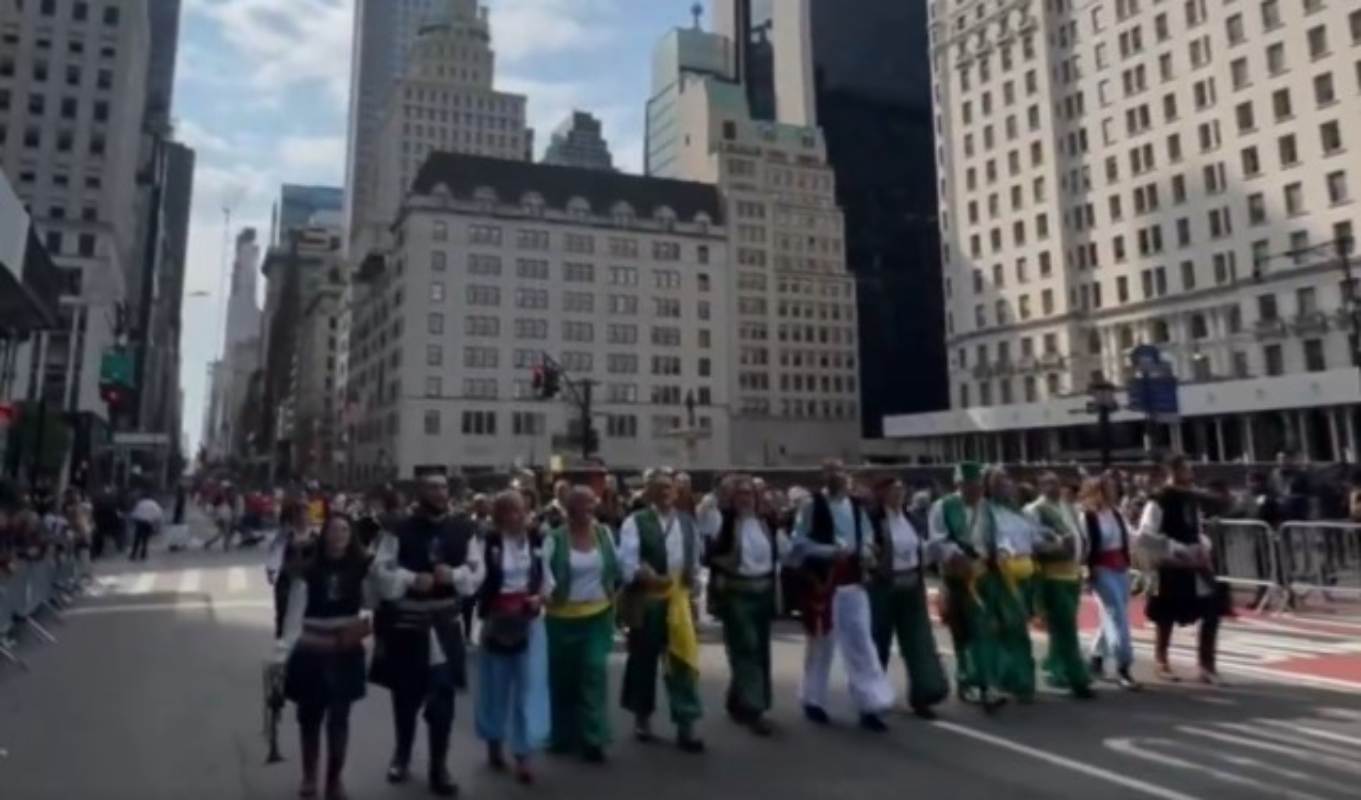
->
[2,521,1360,800]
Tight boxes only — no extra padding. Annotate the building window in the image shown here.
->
[1327,171,1350,205]
[425,376,442,398]
[1263,344,1284,377]
[461,411,497,436]
[1307,26,1328,60]
[424,410,441,436]
[426,345,443,366]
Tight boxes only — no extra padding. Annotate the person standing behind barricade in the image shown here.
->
[927,462,1007,712]
[369,473,482,796]
[279,513,374,800]
[705,475,786,736]
[544,486,620,762]
[617,469,706,752]
[1082,475,1141,690]
[474,492,551,784]
[980,467,1040,704]
[1137,454,1224,685]
[1024,473,1095,700]
[792,459,896,731]
[867,477,949,719]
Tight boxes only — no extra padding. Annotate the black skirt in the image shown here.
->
[285,645,367,708]
[1145,567,1219,627]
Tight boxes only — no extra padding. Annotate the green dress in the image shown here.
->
[1025,498,1091,694]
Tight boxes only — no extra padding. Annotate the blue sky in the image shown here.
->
[176,0,706,455]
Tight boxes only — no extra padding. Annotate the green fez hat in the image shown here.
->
[954,461,982,483]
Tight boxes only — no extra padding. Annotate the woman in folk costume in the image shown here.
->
[866,477,949,719]
[927,462,1007,711]
[279,514,375,800]
[617,469,706,753]
[705,475,788,736]
[791,459,896,731]
[1137,454,1224,685]
[1023,472,1095,700]
[544,486,621,763]
[1081,474,1141,691]
[474,491,552,784]
[980,467,1040,703]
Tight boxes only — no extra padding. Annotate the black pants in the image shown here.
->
[1154,612,1222,673]
[297,701,353,782]
[389,682,455,774]
[130,521,153,561]
[273,575,293,640]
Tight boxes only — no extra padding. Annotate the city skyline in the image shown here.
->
[177,0,703,457]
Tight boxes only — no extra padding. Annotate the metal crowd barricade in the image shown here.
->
[1277,521,1361,605]
[0,563,27,668]
[1203,518,1286,612]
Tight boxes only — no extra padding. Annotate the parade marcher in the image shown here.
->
[1024,472,1094,700]
[540,480,570,533]
[866,477,949,719]
[981,467,1039,703]
[1138,454,1224,685]
[705,475,787,736]
[279,514,374,800]
[927,462,1007,712]
[370,473,483,796]
[475,491,551,784]
[129,490,164,562]
[544,486,620,762]
[1082,475,1141,690]
[204,485,237,552]
[791,459,895,731]
[269,499,312,640]
[618,469,705,752]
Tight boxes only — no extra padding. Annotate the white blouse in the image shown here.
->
[494,534,554,597]
[1094,508,1126,553]
[993,505,1038,558]
[732,515,791,577]
[542,533,610,603]
[885,511,922,572]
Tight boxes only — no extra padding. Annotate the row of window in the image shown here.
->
[429,251,713,290]
[15,0,122,25]
[422,322,713,352]
[442,221,707,264]
[449,347,715,378]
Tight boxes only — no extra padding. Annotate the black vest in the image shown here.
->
[869,505,926,579]
[1153,487,1200,545]
[477,531,544,617]
[395,510,473,599]
[710,510,778,578]
[1083,509,1130,569]
[302,556,371,619]
[808,493,863,581]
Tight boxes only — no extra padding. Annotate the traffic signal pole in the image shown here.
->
[534,352,599,461]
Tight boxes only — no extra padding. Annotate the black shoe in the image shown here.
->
[803,704,831,725]
[748,716,775,737]
[1117,668,1143,692]
[486,742,506,772]
[911,705,938,720]
[859,714,889,733]
[980,689,1008,715]
[633,718,656,743]
[582,746,607,764]
[1089,656,1105,678]
[428,770,459,797]
[1073,685,1097,701]
[386,763,409,785]
[677,734,706,754]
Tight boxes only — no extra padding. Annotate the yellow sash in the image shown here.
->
[546,599,612,619]
[658,580,699,676]
[999,555,1036,593]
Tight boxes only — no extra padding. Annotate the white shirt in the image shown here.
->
[131,498,163,525]
[1094,508,1126,553]
[885,510,922,572]
[491,534,554,597]
[619,507,686,582]
[792,492,874,561]
[542,533,610,603]
[992,505,1038,558]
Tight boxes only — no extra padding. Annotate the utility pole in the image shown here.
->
[533,352,599,462]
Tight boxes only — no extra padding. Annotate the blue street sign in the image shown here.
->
[1126,373,1180,416]
[1129,344,1162,372]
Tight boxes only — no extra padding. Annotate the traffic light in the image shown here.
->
[531,362,562,399]
[100,383,129,412]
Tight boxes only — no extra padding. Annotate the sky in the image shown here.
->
[175,0,707,456]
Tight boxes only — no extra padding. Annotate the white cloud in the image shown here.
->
[176,118,237,158]
[186,0,354,108]
[277,135,348,178]
[490,0,620,64]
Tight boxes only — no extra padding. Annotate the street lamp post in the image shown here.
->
[1087,379,1120,469]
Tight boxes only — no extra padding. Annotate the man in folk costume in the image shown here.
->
[618,470,705,753]
[705,475,788,736]
[1137,453,1224,685]
[792,459,895,731]
[1024,472,1095,700]
[370,473,483,796]
[927,462,1007,712]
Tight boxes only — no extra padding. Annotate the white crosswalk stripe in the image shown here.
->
[177,570,202,594]
[227,567,249,594]
[129,572,156,595]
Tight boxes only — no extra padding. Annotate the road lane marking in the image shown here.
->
[66,599,272,616]
[1215,723,1359,760]
[177,570,202,594]
[1106,737,1329,800]
[1177,725,1361,775]
[227,567,249,593]
[931,721,1204,800]
[129,572,156,595]
[1256,720,1361,748]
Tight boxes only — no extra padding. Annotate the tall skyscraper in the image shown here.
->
[0,0,153,424]
[276,184,344,246]
[343,0,442,248]
[542,111,615,171]
[646,9,862,465]
[225,229,262,355]
[886,0,1361,464]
